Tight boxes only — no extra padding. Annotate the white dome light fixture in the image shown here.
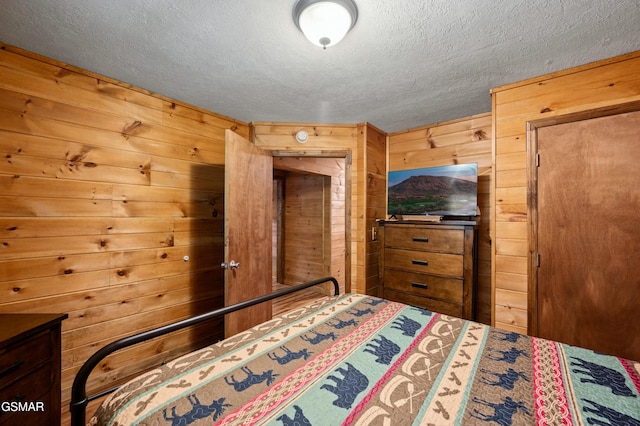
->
[295,130,309,143]
[293,0,358,49]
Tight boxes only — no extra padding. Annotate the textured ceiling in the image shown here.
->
[1,0,639,132]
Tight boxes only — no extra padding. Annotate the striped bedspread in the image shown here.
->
[90,294,640,425]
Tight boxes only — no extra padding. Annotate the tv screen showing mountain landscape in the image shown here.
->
[388,164,478,217]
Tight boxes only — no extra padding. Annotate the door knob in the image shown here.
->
[221,260,240,270]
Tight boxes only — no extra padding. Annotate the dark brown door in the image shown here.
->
[535,110,640,361]
[224,130,273,337]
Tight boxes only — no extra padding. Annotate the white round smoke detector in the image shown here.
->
[295,130,309,143]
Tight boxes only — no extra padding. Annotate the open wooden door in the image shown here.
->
[224,130,273,337]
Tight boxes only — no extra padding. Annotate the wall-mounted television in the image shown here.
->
[388,163,478,218]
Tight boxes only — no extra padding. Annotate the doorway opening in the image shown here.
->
[271,156,348,312]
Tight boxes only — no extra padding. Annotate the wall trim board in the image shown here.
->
[387,112,492,137]
[490,50,640,95]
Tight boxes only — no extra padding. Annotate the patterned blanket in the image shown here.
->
[90,294,640,425]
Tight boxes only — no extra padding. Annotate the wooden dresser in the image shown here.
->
[380,221,476,319]
[0,313,67,425]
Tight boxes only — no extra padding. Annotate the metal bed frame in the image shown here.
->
[70,276,339,426]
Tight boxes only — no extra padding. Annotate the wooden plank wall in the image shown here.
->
[491,51,640,334]
[274,157,347,293]
[282,173,328,286]
[387,113,493,325]
[0,44,249,414]
[254,123,382,294]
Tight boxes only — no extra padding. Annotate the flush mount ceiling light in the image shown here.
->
[293,0,358,49]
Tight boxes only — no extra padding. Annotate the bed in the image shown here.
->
[72,277,640,425]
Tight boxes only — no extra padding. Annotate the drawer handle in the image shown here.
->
[412,237,429,243]
[0,360,24,379]
[411,282,428,289]
[411,260,429,266]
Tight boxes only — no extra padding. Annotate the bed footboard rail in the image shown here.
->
[70,276,339,426]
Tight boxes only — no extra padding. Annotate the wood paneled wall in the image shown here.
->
[253,123,386,295]
[253,123,358,291]
[0,44,249,412]
[388,113,493,324]
[8,38,636,420]
[285,174,328,284]
[273,157,347,292]
[491,51,640,334]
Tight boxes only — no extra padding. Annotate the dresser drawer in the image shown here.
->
[381,222,476,320]
[0,363,51,401]
[384,248,463,277]
[0,364,52,424]
[384,226,464,253]
[0,330,50,387]
[384,270,463,302]
[383,289,463,318]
